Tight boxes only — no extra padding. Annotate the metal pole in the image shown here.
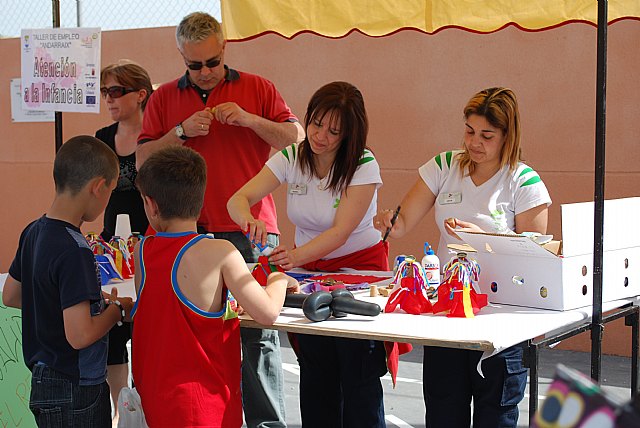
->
[628,309,639,396]
[76,0,81,27]
[527,342,540,420]
[591,0,607,383]
[52,0,63,152]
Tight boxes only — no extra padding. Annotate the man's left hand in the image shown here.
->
[212,102,253,127]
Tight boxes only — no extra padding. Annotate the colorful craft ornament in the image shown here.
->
[384,256,433,315]
[251,255,286,286]
[109,236,133,279]
[86,232,109,255]
[85,232,137,283]
[432,252,488,318]
[95,254,123,285]
[127,234,141,271]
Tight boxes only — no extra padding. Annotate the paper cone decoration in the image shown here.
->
[114,214,132,240]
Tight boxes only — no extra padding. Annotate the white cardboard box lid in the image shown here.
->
[561,197,640,257]
[456,231,557,259]
[457,197,640,259]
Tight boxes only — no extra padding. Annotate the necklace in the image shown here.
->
[317,176,327,191]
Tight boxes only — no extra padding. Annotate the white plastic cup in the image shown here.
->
[114,214,132,239]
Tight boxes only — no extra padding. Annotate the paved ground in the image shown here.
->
[274,331,635,428]
[125,332,635,427]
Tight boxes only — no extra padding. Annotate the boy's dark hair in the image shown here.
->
[136,146,206,219]
[53,135,118,195]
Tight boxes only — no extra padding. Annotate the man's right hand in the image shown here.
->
[182,108,214,138]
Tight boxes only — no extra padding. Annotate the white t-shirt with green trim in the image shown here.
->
[266,143,382,259]
[418,150,552,259]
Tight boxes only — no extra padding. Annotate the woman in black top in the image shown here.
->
[97,61,152,241]
[95,60,152,426]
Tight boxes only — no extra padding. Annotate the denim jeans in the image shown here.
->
[423,345,527,428]
[29,363,111,428]
[207,230,287,428]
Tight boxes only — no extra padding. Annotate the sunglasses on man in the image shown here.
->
[185,56,222,71]
[100,86,137,99]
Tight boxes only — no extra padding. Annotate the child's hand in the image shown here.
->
[286,277,300,294]
[266,272,299,293]
[119,297,134,321]
[108,287,134,321]
[102,290,114,301]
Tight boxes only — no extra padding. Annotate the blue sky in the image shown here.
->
[1,0,221,38]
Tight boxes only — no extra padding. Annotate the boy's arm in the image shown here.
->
[2,275,22,309]
[220,243,298,325]
[63,288,133,350]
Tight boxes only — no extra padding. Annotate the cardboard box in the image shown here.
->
[456,197,640,311]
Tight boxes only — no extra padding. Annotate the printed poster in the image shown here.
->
[21,27,101,114]
[10,78,54,122]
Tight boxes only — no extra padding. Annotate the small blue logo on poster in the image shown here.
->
[86,96,96,105]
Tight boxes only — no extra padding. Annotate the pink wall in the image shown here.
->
[1,21,639,354]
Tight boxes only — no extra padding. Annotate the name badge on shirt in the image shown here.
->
[438,192,462,205]
[288,183,307,195]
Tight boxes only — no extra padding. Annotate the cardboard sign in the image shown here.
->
[20,27,101,113]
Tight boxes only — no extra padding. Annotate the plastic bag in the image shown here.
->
[117,387,148,428]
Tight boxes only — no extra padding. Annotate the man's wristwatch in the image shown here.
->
[111,300,125,327]
[175,122,188,141]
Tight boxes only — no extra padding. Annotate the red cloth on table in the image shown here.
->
[301,240,390,272]
[308,274,390,284]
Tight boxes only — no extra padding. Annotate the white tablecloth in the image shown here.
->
[242,269,640,360]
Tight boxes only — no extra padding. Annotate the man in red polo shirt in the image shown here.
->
[137,12,304,428]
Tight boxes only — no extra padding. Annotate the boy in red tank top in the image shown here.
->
[131,146,298,427]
